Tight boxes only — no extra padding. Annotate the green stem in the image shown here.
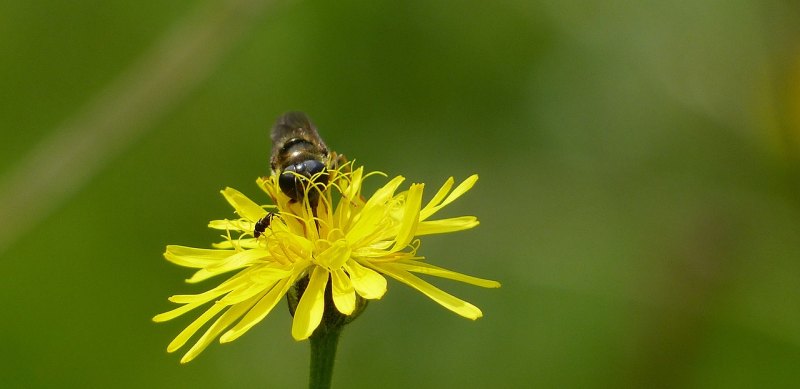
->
[290,274,366,389]
[308,325,342,389]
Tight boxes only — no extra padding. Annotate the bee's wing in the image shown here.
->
[270,111,328,169]
[270,112,326,147]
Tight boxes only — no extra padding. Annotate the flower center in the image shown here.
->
[312,229,351,270]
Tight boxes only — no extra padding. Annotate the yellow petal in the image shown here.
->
[331,269,355,315]
[219,278,276,305]
[345,204,388,247]
[291,266,329,340]
[166,303,226,353]
[256,176,276,199]
[371,262,484,319]
[357,176,404,217]
[221,187,267,221]
[206,249,270,272]
[334,195,354,231]
[346,177,406,245]
[153,301,208,323]
[440,174,478,208]
[267,229,313,261]
[179,293,262,363]
[208,219,252,231]
[220,274,296,343]
[164,246,234,268]
[247,264,294,284]
[212,238,260,250]
[342,166,364,201]
[153,274,245,322]
[346,259,387,299]
[394,260,501,288]
[415,217,479,236]
[390,183,423,252]
[420,177,454,220]
[419,175,478,221]
[168,271,248,304]
[315,239,351,269]
[186,249,270,283]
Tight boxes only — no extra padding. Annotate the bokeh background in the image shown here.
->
[2,0,799,387]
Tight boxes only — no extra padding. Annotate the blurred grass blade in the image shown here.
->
[0,0,275,255]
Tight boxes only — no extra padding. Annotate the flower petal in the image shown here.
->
[291,266,329,340]
[208,219,252,231]
[168,271,250,305]
[368,175,405,205]
[331,269,355,315]
[221,187,267,221]
[370,262,484,319]
[394,259,501,288]
[420,177,453,219]
[268,229,313,260]
[179,292,263,363]
[315,239,351,269]
[186,249,270,283]
[440,174,478,207]
[153,273,247,322]
[247,263,295,284]
[420,175,478,221]
[341,166,364,201]
[348,176,405,240]
[166,303,226,353]
[164,246,234,268]
[219,274,296,343]
[415,217,479,236]
[219,273,283,305]
[256,176,276,199]
[153,301,213,323]
[346,259,387,299]
[390,183,423,252]
[211,238,260,250]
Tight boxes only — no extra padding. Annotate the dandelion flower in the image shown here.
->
[154,163,500,363]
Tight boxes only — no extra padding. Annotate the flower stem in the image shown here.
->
[308,324,342,389]
[291,273,367,389]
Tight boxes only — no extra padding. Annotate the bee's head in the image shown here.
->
[279,160,328,205]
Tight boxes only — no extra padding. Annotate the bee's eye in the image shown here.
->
[279,161,329,202]
[302,160,326,180]
[279,170,302,201]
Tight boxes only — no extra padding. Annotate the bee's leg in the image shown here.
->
[328,151,350,173]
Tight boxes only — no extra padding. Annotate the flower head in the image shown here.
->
[154,163,500,363]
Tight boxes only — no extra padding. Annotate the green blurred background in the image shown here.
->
[2,0,799,387]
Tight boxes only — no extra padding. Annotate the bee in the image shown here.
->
[253,212,280,238]
[270,112,331,207]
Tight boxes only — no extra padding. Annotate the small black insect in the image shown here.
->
[253,212,280,238]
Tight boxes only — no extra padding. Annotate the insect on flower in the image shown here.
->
[253,212,281,238]
[270,111,332,208]
[154,112,500,364]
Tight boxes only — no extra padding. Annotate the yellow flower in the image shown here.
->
[154,163,500,363]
